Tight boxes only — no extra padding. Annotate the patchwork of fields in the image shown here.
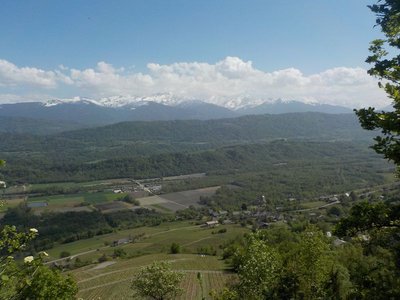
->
[1,176,222,215]
[138,186,220,212]
[25,191,128,213]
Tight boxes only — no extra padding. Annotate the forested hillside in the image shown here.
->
[0,112,380,183]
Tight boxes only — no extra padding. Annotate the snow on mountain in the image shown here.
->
[42,93,193,108]
[41,93,353,114]
[43,97,102,107]
[96,93,191,108]
[42,94,267,110]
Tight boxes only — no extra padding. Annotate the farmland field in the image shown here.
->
[26,191,127,213]
[0,197,25,212]
[45,222,249,261]
[71,253,236,300]
[138,186,220,212]
[46,220,251,299]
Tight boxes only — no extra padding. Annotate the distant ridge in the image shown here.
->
[0,97,353,129]
[237,99,352,115]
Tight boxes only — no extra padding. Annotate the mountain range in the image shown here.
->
[0,97,353,133]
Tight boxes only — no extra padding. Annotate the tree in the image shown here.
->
[0,226,78,299]
[355,1,400,170]
[170,242,181,254]
[235,235,282,299]
[59,251,71,258]
[17,265,78,300]
[291,226,335,299]
[131,261,184,300]
[0,161,77,299]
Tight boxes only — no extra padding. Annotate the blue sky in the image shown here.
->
[0,0,388,108]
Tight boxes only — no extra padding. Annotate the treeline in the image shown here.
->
[198,158,387,211]
[218,198,400,299]
[0,140,387,183]
[0,113,371,153]
[0,112,372,163]
[57,112,368,143]
[0,204,166,251]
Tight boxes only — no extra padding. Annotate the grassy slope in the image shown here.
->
[52,222,249,299]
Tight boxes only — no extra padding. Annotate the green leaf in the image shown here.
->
[1,275,9,281]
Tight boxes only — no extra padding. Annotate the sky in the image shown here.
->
[0,0,391,108]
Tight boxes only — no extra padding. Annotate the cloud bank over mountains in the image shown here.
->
[0,56,388,109]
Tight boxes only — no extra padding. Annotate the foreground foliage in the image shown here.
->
[0,225,77,299]
[355,0,400,170]
[131,261,184,300]
[217,221,400,300]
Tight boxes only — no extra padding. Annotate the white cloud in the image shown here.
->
[0,57,389,108]
[0,59,71,88]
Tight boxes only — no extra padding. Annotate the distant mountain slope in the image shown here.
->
[58,112,370,144]
[0,112,372,165]
[176,101,237,119]
[237,100,353,115]
[0,112,378,183]
[1,139,385,183]
[0,101,129,125]
[0,116,88,135]
[0,99,355,128]
[0,100,237,126]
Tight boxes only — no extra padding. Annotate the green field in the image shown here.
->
[72,253,235,300]
[41,222,249,300]
[45,221,249,298]
[0,197,25,212]
[46,221,196,259]
[29,178,134,190]
[46,222,249,260]
[27,191,127,212]
[300,200,327,209]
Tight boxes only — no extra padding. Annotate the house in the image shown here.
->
[112,238,130,247]
[203,220,219,228]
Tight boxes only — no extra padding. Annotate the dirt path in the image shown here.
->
[183,236,213,246]
[78,258,190,283]
[91,261,116,270]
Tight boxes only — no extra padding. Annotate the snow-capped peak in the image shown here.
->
[97,93,194,108]
[41,93,326,111]
[43,93,196,108]
[43,96,102,107]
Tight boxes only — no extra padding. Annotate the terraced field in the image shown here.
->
[45,221,248,298]
[72,254,235,300]
[46,222,249,261]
